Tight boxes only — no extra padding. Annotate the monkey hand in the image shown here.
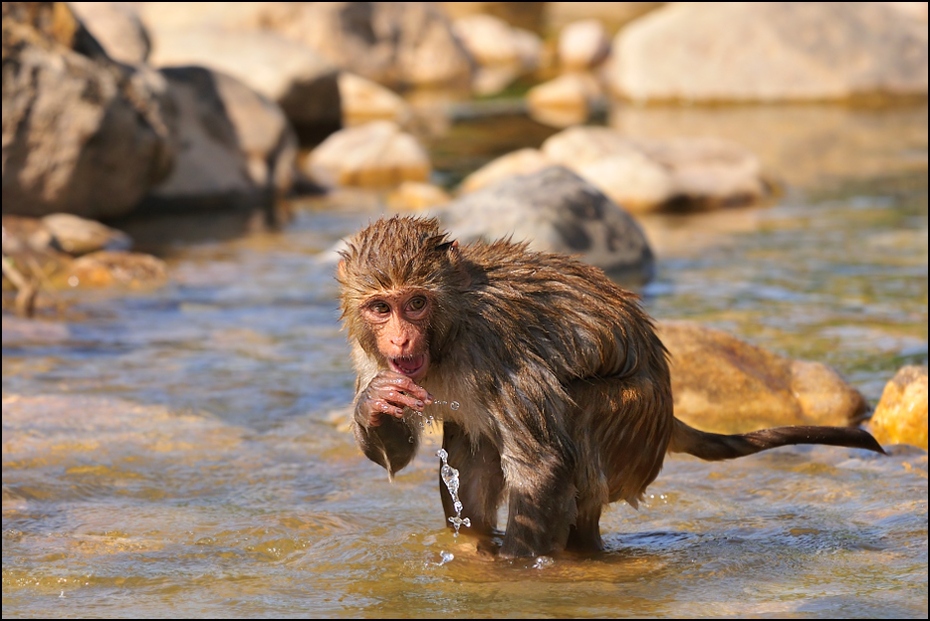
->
[356,371,433,428]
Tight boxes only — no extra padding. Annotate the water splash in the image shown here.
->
[437,448,471,536]
[407,399,460,432]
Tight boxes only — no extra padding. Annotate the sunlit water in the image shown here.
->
[3,104,927,618]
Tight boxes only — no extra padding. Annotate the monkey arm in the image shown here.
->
[353,412,418,480]
[352,370,431,478]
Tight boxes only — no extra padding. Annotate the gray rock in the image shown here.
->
[1,2,176,218]
[139,66,297,214]
[439,166,654,284]
[148,28,341,142]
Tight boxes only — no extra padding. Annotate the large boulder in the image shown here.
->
[138,67,297,214]
[657,321,869,434]
[2,2,176,219]
[608,2,928,103]
[147,27,341,143]
[439,166,654,284]
[141,1,473,90]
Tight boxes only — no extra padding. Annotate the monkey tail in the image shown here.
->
[668,418,886,461]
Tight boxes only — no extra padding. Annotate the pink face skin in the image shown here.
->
[360,289,432,383]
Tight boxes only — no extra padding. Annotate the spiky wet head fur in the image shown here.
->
[336,216,466,361]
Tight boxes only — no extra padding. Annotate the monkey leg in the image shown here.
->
[499,452,577,558]
[566,500,604,552]
[439,422,504,537]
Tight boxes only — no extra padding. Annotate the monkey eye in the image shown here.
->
[368,301,391,315]
[407,296,428,312]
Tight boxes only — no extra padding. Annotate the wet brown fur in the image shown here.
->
[337,215,885,558]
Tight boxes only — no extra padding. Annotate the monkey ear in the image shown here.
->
[336,258,347,282]
[438,240,472,288]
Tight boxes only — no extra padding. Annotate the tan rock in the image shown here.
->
[386,182,451,212]
[657,321,867,434]
[339,73,412,126]
[305,121,431,188]
[69,2,151,64]
[638,137,768,209]
[541,126,639,166]
[527,72,603,127]
[575,152,674,212]
[64,251,168,289]
[557,19,611,70]
[608,2,928,102]
[41,214,131,256]
[869,366,928,449]
[452,13,541,69]
[459,148,553,194]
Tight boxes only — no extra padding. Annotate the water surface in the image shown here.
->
[3,104,927,618]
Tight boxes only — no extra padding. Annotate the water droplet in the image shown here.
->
[437,449,470,537]
[450,401,460,410]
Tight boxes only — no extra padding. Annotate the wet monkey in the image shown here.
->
[336,215,885,559]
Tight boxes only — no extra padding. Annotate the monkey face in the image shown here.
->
[360,288,433,381]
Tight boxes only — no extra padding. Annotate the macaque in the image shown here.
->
[336,215,885,559]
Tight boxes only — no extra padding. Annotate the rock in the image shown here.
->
[608,2,928,103]
[558,19,611,70]
[540,126,770,212]
[69,2,151,64]
[139,66,297,213]
[527,72,605,128]
[452,13,542,69]
[266,2,474,89]
[386,182,451,211]
[869,366,928,449]
[440,2,546,33]
[305,121,431,188]
[339,72,413,126]
[147,27,341,142]
[637,137,769,210]
[459,148,554,194]
[609,100,928,190]
[1,2,176,219]
[63,251,167,289]
[574,152,674,212]
[439,166,654,283]
[656,321,868,434]
[545,2,663,32]
[40,214,131,256]
[542,125,638,165]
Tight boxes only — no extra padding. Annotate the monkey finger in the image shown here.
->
[367,398,406,420]
[370,373,433,403]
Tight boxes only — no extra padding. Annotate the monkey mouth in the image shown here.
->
[390,354,429,380]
